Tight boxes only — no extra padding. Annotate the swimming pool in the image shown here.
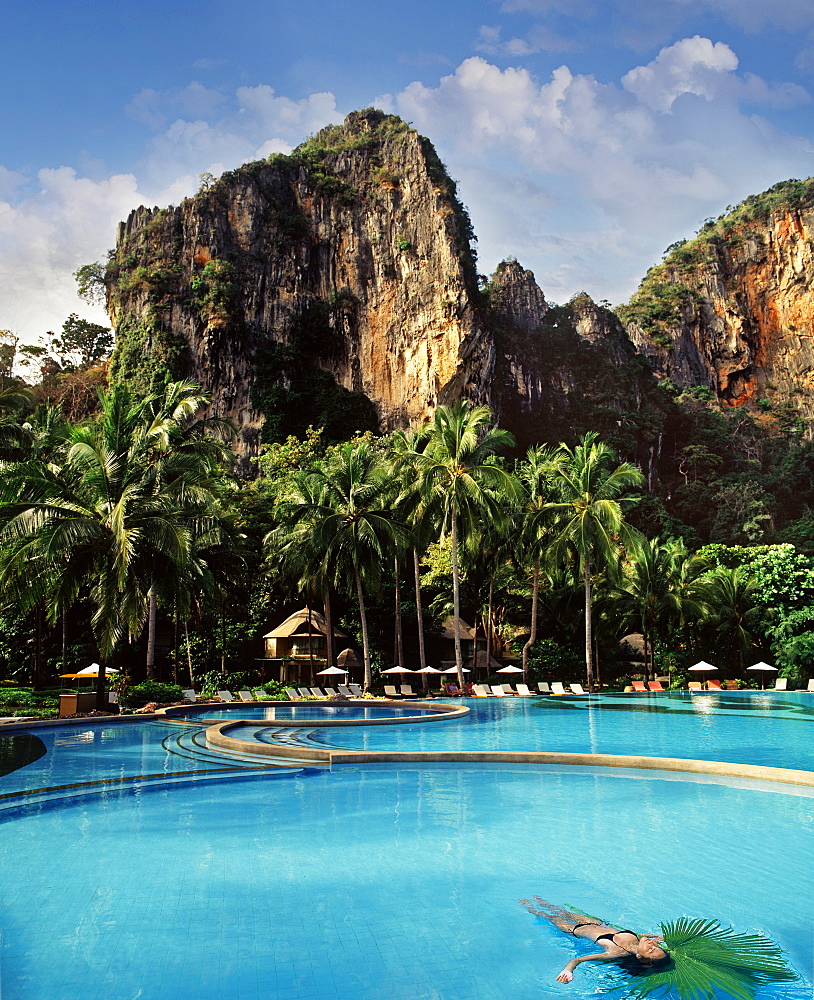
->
[1,695,812,1000]
[177,703,450,722]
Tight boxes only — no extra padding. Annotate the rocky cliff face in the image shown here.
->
[106,110,493,464]
[621,184,814,418]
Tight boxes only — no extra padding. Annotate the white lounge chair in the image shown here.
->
[550,682,567,696]
[400,684,414,697]
[490,684,507,696]
[537,682,551,694]
[324,687,338,697]
[238,690,254,702]
[338,685,353,697]
[384,685,401,698]
[297,687,312,698]
[569,683,587,695]
[774,678,788,691]
[285,687,301,700]
[808,679,814,692]
[501,684,517,695]
[253,690,269,701]
[182,689,198,702]
[349,684,363,697]
[217,690,234,702]
[472,684,491,697]
[309,687,325,698]
[515,683,533,697]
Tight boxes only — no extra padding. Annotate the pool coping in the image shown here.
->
[158,698,469,726]
[3,703,813,790]
[204,708,814,789]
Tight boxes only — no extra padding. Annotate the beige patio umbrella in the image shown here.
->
[747,661,777,690]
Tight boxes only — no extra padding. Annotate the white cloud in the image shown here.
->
[0,85,345,341]
[385,47,814,303]
[476,23,575,55]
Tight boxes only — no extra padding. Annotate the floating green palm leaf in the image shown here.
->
[615,917,797,1000]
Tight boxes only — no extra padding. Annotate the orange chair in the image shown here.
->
[444,682,463,696]
[631,680,647,692]
[707,679,723,691]
[687,681,703,691]
[647,680,664,691]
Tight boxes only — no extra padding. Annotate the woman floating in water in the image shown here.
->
[520,898,669,982]
[520,898,798,1000]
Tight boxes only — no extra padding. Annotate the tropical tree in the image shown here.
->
[408,402,517,688]
[545,431,644,691]
[617,535,706,677]
[695,565,760,673]
[272,440,404,691]
[517,444,559,680]
[0,381,229,705]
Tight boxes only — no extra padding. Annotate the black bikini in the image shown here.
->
[572,924,639,952]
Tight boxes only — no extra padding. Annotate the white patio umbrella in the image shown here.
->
[747,661,777,690]
[688,661,717,672]
[76,664,119,676]
[381,665,416,674]
[496,665,523,674]
[316,665,348,676]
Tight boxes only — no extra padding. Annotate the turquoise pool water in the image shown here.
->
[298,693,814,770]
[1,695,812,1000]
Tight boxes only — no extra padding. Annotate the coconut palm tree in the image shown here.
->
[410,401,517,689]
[273,440,404,691]
[617,535,706,678]
[695,565,760,673]
[545,431,644,691]
[517,444,560,680]
[0,381,228,705]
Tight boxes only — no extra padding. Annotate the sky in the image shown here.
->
[3,0,814,343]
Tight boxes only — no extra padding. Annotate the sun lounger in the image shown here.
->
[774,678,788,691]
[349,684,363,697]
[706,679,722,691]
[444,683,463,696]
[550,682,566,695]
[384,685,401,698]
[310,687,325,698]
[285,687,301,700]
[238,690,254,702]
[515,683,534,697]
[724,680,739,690]
[501,684,518,695]
[687,681,703,691]
[537,682,551,694]
[182,689,198,702]
[324,687,338,698]
[297,687,312,698]
[808,679,814,692]
[338,685,353,697]
[472,684,491,697]
[253,689,269,701]
[647,681,664,691]
[569,683,587,695]
[400,684,414,697]
[217,690,234,702]
[489,684,506,696]
[631,680,647,692]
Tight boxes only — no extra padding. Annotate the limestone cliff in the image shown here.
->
[106,110,492,463]
[488,260,666,460]
[621,180,814,418]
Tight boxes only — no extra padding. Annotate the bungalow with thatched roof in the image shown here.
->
[263,608,349,661]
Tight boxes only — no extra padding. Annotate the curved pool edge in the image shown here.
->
[205,720,814,788]
[159,698,469,726]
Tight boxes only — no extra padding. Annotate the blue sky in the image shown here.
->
[3,0,814,341]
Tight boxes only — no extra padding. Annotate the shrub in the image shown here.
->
[119,681,184,709]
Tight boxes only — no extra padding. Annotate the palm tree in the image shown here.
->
[517,445,559,680]
[0,381,228,705]
[545,432,644,691]
[695,565,760,673]
[617,536,706,678]
[410,402,517,689]
[273,440,403,691]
